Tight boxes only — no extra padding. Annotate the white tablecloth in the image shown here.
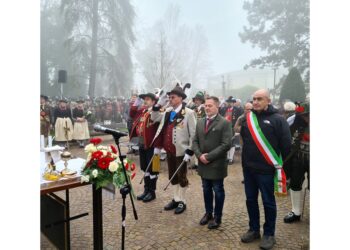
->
[40,152,86,184]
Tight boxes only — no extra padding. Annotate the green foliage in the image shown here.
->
[41,0,88,97]
[239,0,309,81]
[279,67,306,103]
[41,0,136,98]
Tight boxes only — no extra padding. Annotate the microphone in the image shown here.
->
[93,124,128,138]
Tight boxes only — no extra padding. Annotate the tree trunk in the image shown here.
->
[88,0,99,98]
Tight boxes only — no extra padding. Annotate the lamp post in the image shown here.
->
[273,67,277,103]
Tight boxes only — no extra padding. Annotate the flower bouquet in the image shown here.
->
[81,137,136,195]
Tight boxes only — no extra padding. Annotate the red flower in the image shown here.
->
[295,106,305,113]
[90,137,102,145]
[97,157,114,169]
[110,145,118,154]
[131,172,136,180]
[91,151,103,159]
[125,163,129,171]
[131,163,136,171]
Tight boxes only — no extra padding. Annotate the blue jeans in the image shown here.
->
[201,178,225,220]
[243,168,276,236]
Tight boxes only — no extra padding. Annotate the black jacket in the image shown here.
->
[241,105,291,174]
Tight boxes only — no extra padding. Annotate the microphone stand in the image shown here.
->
[112,134,138,250]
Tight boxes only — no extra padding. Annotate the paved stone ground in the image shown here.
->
[41,135,309,249]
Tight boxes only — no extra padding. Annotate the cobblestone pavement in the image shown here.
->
[41,135,309,250]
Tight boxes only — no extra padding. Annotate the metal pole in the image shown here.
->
[273,68,276,103]
[92,185,103,250]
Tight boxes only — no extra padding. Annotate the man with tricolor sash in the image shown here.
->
[240,89,291,250]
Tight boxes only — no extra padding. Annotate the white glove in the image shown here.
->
[133,97,142,107]
[183,153,192,162]
[154,148,161,155]
[157,94,168,107]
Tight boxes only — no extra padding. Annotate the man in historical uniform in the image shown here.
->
[40,95,51,142]
[191,91,206,119]
[72,100,90,148]
[129,92,160,202]
[53,99,74,147]
[188,91,206,170]
[283,102,310,223]
[221,96,237,164]
[151,83,196,214]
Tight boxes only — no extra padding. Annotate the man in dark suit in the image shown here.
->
[192,96,232,229]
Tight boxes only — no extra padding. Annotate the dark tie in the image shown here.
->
[205,118,213,133]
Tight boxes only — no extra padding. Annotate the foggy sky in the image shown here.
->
[132,0,263,75]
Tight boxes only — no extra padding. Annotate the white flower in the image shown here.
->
[85,144,96,153]
[92,169,98,178]
[86,153,92,162]
[101,150,108,156]
[81,175,90,183]
[108,161,118,172]
[97,145,108,151]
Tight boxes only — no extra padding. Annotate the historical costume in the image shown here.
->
[40,95,51,138]
[283,102,310,223]
[53,99,73,143]
[129,92,160,202]
[151,83,196,214]
[72,100,90,148]
[222,96,237,164]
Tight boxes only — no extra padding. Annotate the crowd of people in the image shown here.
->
[40,83,309,250]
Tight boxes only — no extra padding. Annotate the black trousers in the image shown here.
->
[285,152,309,191]
[139,144,159,175]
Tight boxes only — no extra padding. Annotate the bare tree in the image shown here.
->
[136,4,211,91]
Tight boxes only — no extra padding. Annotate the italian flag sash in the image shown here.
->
[246,111,287,196]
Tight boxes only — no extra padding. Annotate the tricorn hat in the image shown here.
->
[167,82,191,99]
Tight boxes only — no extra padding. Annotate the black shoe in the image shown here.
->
[199,213,213,225]
[142,191,156,202]
[164,199,179,211]
[174,202,186,214]
[259,235,276,250]
[241,230,261,243]
[283,211,301,223]
[137,189,149,200]
[207,217,221,229]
